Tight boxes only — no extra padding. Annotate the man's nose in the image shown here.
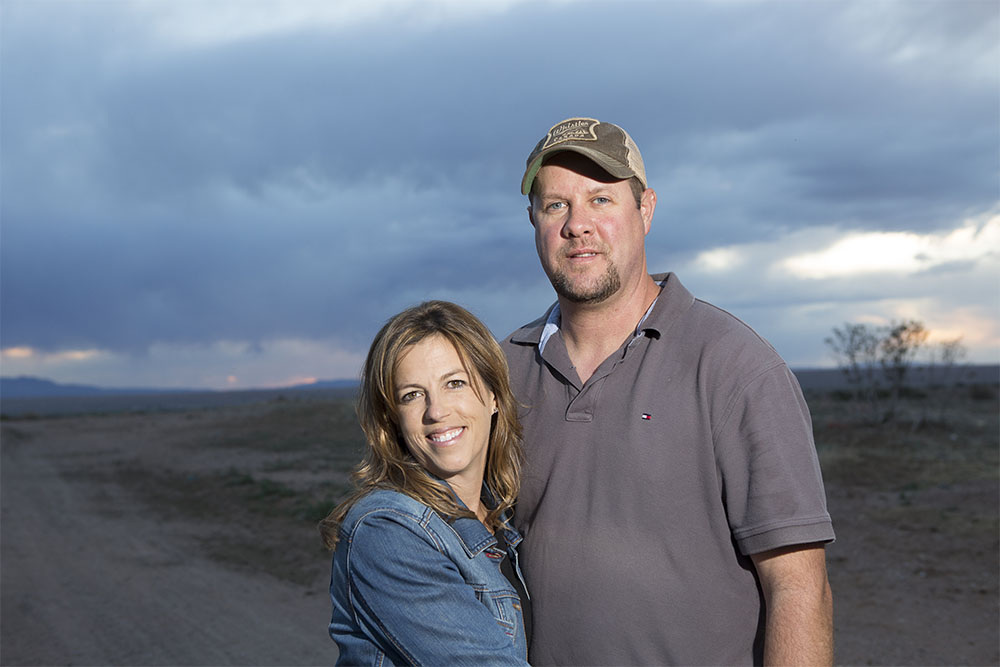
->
[562,207,593,237]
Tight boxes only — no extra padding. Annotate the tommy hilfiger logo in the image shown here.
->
[641,413,652,421]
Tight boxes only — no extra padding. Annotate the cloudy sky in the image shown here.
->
[2,0,997,390]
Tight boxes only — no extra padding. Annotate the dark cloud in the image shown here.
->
[2,0,996,379]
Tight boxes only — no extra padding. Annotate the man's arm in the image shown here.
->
[751,543,834,666]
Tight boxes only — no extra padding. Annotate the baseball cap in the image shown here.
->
[520,117,647,196]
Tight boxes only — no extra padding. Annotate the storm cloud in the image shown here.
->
[2,0,997,388]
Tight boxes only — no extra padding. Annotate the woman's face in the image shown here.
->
[393,334,496,501]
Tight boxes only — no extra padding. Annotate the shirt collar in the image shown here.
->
[535,275,667,355]
[538,302,562,354]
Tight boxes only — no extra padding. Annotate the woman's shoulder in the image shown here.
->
[341,489,435,534]
[337,489,455,561]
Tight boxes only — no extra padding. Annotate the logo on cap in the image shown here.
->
[542,118,600,150]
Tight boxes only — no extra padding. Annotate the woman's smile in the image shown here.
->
[427,426,465,445]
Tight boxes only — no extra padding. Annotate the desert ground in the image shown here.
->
[1,384,997,666]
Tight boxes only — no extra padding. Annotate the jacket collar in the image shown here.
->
[440,480,522,557]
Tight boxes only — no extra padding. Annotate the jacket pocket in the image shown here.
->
[474,586,521,638]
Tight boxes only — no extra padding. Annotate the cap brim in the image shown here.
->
[520,146,637,196]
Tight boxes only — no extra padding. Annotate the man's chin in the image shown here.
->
[560,291,613,305]
[551,273,621,305]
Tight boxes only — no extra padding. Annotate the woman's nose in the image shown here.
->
[423,393,450,422]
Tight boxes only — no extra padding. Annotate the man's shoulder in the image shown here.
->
[669,299,795,401]
[687,298,779,355]
[642,276,787,385]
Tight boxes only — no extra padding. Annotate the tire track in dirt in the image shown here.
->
[1,419,334,666]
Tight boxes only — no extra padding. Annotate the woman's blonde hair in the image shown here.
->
[319,300,523,549]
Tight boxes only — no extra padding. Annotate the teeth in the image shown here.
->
[428,427,463,443]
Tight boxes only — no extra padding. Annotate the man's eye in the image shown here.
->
[594,196,610,204]
[546,201,566,212]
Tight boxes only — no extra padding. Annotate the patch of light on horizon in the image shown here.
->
[1,339,363,390]
[766,296,1000,367]
[136,0,536,48]
[1,347,106,364]
[55,350,106,362]
[144,339,363,389]
[781,214,1000,280]
[276,375,319,388]
[849,299,1000,358]
[886,300,1000,352]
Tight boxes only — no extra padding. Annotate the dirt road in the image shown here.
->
[1,413,336,666]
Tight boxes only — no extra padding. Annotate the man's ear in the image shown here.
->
[527,205,537,228]
[640,187,657,235]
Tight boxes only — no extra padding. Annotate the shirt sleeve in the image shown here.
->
[714,363,836,555]
[344,510,530,666]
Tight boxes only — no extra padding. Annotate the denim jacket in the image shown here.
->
[328,488,530,666]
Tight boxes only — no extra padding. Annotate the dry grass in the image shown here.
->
[808,386,999,665]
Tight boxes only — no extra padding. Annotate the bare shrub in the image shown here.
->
[825,322,883,421]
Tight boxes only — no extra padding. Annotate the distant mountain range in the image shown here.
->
[0,375,359,399]
[2,365,996,400]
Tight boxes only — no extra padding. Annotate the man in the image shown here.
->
[503,117,835,666]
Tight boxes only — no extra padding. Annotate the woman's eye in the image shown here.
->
[446,379,466,389]
[398,390,420,404]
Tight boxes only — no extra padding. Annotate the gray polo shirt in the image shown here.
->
[503,273,834,666]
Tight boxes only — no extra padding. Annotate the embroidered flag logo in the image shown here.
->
[641,413,652,420]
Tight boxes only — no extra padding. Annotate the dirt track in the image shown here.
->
[1,410,336,666]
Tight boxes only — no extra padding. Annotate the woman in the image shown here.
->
[319,300,531,665]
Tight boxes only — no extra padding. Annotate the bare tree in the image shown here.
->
[879,320,929,421]
[825,322,882,420]
[928,337,968,387]
[924,336,968,422]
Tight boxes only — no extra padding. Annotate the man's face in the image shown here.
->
[528,152,654,305]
